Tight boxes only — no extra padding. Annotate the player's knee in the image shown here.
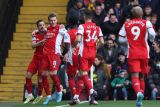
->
[50,70,57,75]
[41,71,48,76]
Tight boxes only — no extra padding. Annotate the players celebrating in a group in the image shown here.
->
[119,6,155,107]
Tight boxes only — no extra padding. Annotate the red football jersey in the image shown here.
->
[66,28,79,65]
[43,25,62,55]
[32,32,44,56]
[77,22,103,58]
[119,18,154,59]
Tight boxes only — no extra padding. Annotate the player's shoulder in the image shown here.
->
[68,28,77,35]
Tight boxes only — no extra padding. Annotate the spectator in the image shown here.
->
[111,52,128,78]
[108,33,118,47]
[121,0,139,23]
[103,8,115,22]
[93,54,111,100]
[143,4,152,19]
[97,38,119,65]
[111,70,131,101]
[102,14,120,38]
[113,0,123,22]
[139,0,160,14]
[151,14,158,31]
[92,2,106,28]
[66,0,84,26]
[148,37,160,100]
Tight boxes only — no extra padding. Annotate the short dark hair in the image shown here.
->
[68,15,79,26]
[36,19,44,26]
[83,9,93,19]
[48,12,57,21]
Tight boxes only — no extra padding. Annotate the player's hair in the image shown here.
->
[36,19,44,26]
[83,9,93,20]
[131,6,143,18]
[68,15,79,27]
[48,12,57,21]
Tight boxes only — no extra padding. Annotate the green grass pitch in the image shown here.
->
[0,100,159,107]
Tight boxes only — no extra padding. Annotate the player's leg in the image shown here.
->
[24,58,37,104]
[80,58,98,105]
[41,55,52,105]
[24,72,34,104]
[128,59,143,107]
[140,59,149,94]
[67,65,78,97]
[49,54,62,103]
[32,74,43,104]
[136,59,149,107]
[42,71,51,105]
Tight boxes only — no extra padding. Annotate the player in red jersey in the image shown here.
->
[24,20,47,104]
[41,13,70,105]
[71,9,104,105]
[60,16,85,104]
[119,6,155,107]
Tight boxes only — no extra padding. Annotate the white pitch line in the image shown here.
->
[55,101,89,107]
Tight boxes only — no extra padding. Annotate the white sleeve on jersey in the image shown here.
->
[77,25,84,35]
[59,27,71,43]
[98,27,103,37]
[118,24,127,43]
[146,21,156,42]
[119,24,126,37]
[63,32,71,43]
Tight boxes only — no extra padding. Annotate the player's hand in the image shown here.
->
[39,39,46,45]
[63,53,69,62]
[32,29,38,35]
[60,24,65,29]
[72,48,76,55]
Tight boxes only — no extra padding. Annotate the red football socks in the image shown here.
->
[76,76,84,95]
[82,75,92,95]
[140,79,145,94]
[38,81,43,96]
[50,74,61,92]
[68,77,76,96]
[26,78,32,94]
[132,76,141,94]
[42,76,50,95]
